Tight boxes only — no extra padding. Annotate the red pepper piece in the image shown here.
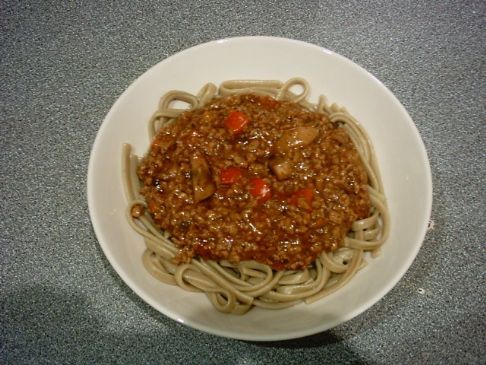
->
[249,178,272,203]
[224,111,250,134]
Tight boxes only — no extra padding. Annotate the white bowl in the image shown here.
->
[87,36,432,341]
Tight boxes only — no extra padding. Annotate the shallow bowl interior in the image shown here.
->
[87,36,432,341]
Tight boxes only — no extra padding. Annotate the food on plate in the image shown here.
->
[122,78,389,314]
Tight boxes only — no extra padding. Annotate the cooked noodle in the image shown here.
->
[122,78,389,314]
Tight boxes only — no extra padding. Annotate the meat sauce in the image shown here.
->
[138,94,371,270]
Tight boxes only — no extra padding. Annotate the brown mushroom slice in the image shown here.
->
[269,158,293,180]
[190,152,216,203]
[275,126,320,154]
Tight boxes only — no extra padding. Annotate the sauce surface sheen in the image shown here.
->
[138,94,371,270]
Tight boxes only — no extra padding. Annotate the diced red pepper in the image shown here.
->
[249,178,272,203]
[220,166,243,184]
[289,187,314,209]
[224,111,249,134]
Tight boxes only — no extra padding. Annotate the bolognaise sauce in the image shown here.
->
[138,94,371,270]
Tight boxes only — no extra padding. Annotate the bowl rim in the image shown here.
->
[87,35,433,341]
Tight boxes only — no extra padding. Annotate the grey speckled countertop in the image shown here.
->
[1,1,485,364]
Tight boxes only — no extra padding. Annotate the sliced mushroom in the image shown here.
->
[275,126,320,154]
[269,157,293,180]
[190,152,215,203]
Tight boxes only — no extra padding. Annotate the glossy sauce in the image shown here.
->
[138,94,371,270]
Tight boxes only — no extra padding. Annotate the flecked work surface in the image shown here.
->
[1,1,485,364]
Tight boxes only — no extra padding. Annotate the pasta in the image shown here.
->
[122,78,389,314]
